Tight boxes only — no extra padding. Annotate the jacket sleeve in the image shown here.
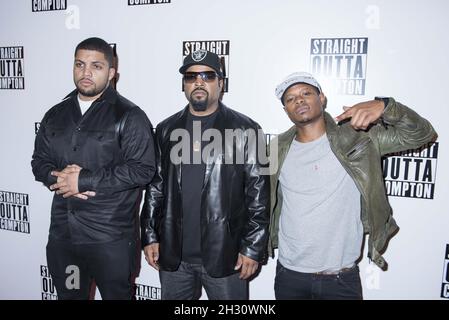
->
[77,107,156,194]
[140,125,165,247]
[31,112,58,189]
[240,126,270,262]
[370,98,437,156]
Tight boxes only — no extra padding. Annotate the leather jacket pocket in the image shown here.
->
[346,138,371,159]
[86,130,117,151]
[44,126,66,156]
[87,130,115,143]
[45,127,64,137]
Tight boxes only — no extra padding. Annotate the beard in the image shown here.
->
[76,79,109,98]
[189,89,209,112]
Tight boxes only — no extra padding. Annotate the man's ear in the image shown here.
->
[320,93,327,110]
[108,67,116,81]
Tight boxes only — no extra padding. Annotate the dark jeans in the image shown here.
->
[46,238,137,300]
[159,261,248,300]
[274,261,363,300]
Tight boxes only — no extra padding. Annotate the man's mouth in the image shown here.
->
[79,79,94,86]
[192,89,207,98]
[193,89,206,94]
[295,105,309,115]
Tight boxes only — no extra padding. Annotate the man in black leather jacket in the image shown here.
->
[31,37,156,299]
[140,50,269,300]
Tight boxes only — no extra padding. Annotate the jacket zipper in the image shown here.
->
[346,138,371,159]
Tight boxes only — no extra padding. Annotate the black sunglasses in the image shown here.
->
[183,71,219,83]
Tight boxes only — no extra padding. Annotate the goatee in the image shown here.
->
[190,89,209,111]
[191,100,208,111]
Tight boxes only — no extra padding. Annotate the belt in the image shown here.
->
[314,265,356,275]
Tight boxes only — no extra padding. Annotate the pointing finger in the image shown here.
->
[335,106,353,122]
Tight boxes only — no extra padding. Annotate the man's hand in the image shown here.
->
[335,99,385,130]
[234,253,259,280]
[73,191,96,200]
[50,164,95,199]
[143,243,160,270]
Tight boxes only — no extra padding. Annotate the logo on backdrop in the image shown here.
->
[35,122,41,135]
[41,265,58,300]
[182,40,230,92]
[0,190,30,234]
[32,0,67,12]
[128,0,171,5]
[310,37,368,95]
[134,283,161,300]
[441,244,449,299]
[0,46,25,90]
[382,142,439,199]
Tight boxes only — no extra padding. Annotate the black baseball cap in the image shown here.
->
[179,49,223,77]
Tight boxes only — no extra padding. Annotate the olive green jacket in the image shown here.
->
[268,98,436,269]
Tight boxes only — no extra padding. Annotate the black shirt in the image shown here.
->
[181,110,218,263]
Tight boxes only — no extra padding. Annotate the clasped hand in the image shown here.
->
[50,164,95,200]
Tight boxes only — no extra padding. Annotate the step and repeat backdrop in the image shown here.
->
[0,0,448,300]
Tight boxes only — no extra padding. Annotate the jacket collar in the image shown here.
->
[323,111,338,143]
[63,85,118,104]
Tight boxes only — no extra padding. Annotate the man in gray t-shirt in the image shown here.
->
[278,133,363,275]
[269,72,436,300]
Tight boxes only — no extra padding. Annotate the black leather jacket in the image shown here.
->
[32,86,156,244]
[140,103,269,277]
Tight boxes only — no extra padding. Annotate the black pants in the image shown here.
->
[274,261,363,300]
[46,238,136,300]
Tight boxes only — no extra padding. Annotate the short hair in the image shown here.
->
[75,37,113,67]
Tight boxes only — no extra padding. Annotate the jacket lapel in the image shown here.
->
[275,126,296,180]
[171,107,189,190]
[324,112,338,147]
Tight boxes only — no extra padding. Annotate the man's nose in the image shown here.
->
[82,66,93,77]
[295,96,304,104]
[194,74,205,85]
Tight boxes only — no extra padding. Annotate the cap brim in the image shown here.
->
[280,81,321,104]
[179,63,223,77]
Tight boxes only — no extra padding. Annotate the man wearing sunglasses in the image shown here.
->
[141,50,269,299]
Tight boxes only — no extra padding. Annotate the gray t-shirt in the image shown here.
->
[278,133,363,273]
